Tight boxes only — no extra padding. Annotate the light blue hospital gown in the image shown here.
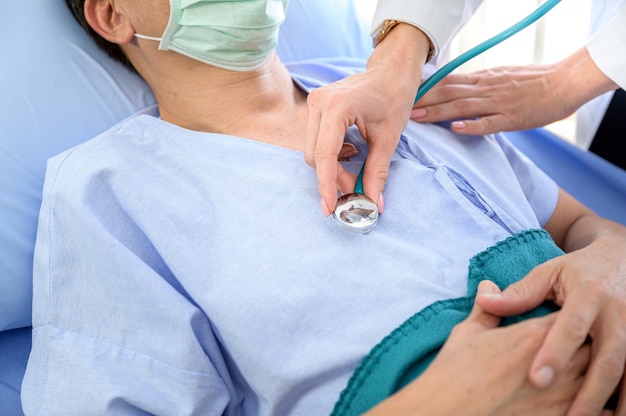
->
[22,63,558,415]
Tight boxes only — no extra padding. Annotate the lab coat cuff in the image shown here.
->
[587,5,626,90]
[370,6,441,59]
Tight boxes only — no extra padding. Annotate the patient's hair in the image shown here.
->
[65,0,134,71]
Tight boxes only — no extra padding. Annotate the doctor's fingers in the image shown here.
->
[452,281,554,339]
[450,280,502,337]
[524,276,626,415]
[358,126,405,214]
[305,94,356,215]
[313,155,356,217]
[413,73,486,107]
[449,114,522,136]
[412,80,535,124]
[412,66,560,122]
[565,314,626,416]
[411,69,509,109]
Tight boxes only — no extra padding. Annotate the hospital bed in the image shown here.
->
[1,1,625,414]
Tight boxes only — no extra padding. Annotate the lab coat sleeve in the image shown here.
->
[587,4,626,90]
[371,0,484,58]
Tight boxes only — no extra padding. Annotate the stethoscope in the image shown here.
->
[333,0,562,233]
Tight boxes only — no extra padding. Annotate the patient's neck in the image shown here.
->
[147,53,309,151]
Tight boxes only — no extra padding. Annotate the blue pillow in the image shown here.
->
[0,0,155,331]
[0,0,372,331]
[277,0,372,62]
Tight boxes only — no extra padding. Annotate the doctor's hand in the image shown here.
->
[305,23,430,217]
[410,47,618,136]
[368,280,588,416]
[476,210,626,415]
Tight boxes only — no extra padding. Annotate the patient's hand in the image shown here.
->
[367,280,588,416]
[304,23,429,217]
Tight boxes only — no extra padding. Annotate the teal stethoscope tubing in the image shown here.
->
[353,0,562,195]
[414,0,562,103]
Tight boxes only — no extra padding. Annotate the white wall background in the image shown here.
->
[452,0,590,69]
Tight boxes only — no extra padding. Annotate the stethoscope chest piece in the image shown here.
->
[332,192,378,233]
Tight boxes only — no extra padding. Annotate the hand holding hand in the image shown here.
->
[369,280,588,415]
[476,220,626,415]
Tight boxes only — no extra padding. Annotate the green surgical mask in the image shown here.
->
[135,0,288,71]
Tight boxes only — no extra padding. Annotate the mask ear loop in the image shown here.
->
[134,33,163,42]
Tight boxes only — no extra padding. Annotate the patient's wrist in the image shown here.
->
[363,372,463,416]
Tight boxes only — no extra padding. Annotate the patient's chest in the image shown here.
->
[90,116,547,414]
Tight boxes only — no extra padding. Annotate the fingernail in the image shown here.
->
[377,193,384,215]
[477,280,497,295]
[477,282,502,300]
[479,293,503,302]
[321,199,331,217]
[411,108,427,119]
[532,366,554,388]
[451,121,466,130]
[339,144,359,159]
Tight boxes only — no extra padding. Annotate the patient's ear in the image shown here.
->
[84,0,134,45]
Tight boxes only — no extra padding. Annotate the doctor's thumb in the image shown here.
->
[477,279,500,296]
[457,280,502,335]
[475,271,551,316]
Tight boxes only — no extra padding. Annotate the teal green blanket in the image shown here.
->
[332,229,563,416]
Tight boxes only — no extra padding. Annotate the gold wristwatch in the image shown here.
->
[372,19,401,48]
[372,19,435,63]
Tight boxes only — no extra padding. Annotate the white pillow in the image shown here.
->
[0,0,372,331]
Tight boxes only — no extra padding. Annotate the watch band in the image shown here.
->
[372,19,401,48]
[372,20,435,63]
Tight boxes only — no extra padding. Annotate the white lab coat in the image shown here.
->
[371,0,483,57]
[577,0,626,149]
[370,0,484,75]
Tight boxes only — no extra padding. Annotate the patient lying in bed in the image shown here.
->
[22,0,626,415]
